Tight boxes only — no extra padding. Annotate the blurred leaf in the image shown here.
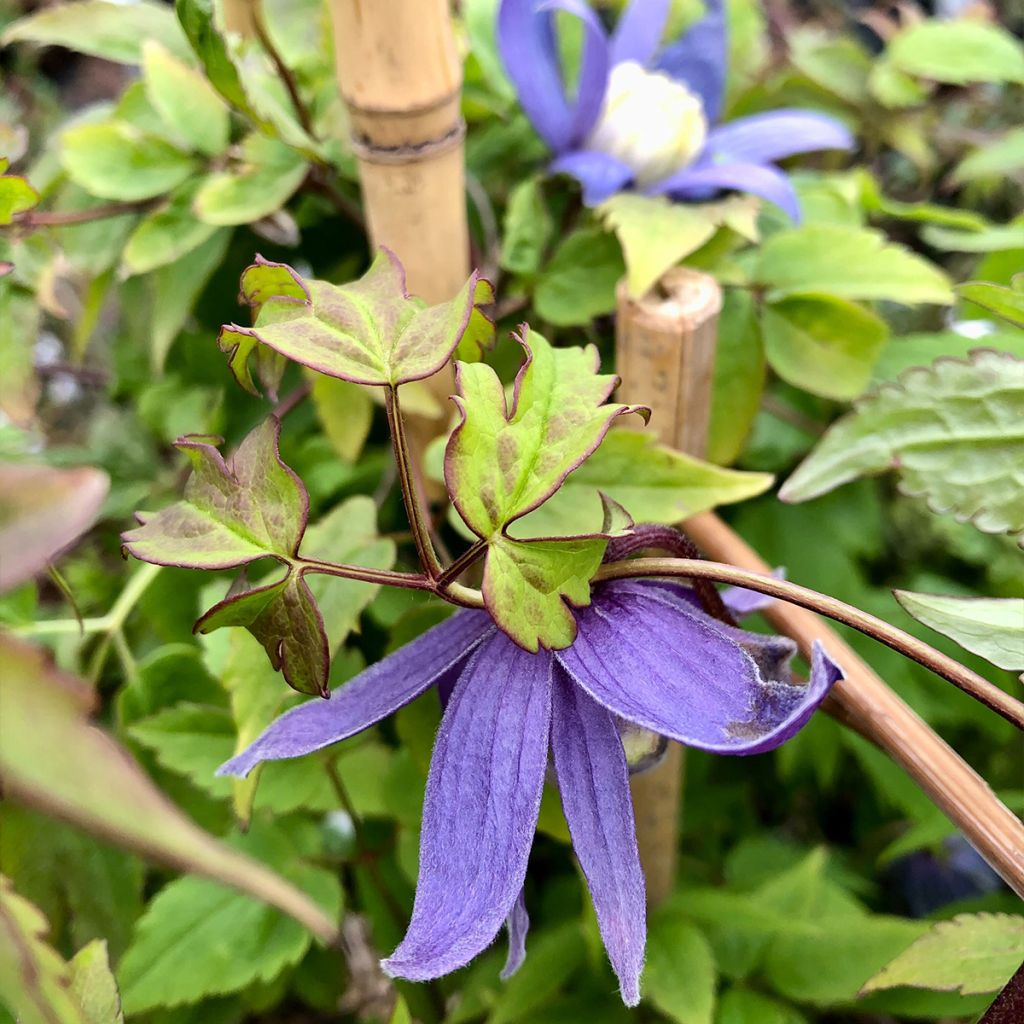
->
[0,635,338,942]
[868,61,929,109]
[644,916,716,1024]
[953,128,1024,185]
[886,19,1024,86]
[534,228,623,326]
[0,463,108,592]
[142,40,230,156]
[923,223,1024,254]
[3,0,191,63]
[715,989,806,1024]
[874,331,1024,381]
[122,181,221,276]
[781,350,1024,543]
[0,163,39,225]
[956,280,1024,329]
[309,376,374,464]
[501,176,553,277]
[861,914,1024,996]
[175,0,250,110]
[753,226,952,305]
[0,874,86,1024]
[116,822,342,1013]
[69,941,124,1024]
[61,123,197,202]
[893,592,1024,672]
[763,296,888,401]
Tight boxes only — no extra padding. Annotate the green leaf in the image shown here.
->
[781,351,1024,542]
[715,989,806,1024]
[0,874,86,1024]
[762,295,889,401]
[0,636,338,945]
[873,330,1024,381]
[122,181,220,276]
[953,128,1024,184]
[923,223,1024,254]
[142,40,230,157]
[3,0,191,64]
[753,225,953,305]
[175,0,250,110]
[956,280,1024,329]
[69,941,124,1024]
[501,176,553,277]
[886,20,1024,86]
[599,193,759,298]
[116,822,342,1013]
[515,430,773,537]
[861,914,1024,996]
[0,164,39,225]
[193,133,307,226]
[60,122,197,202]
[644,915,716,1024]
[533,227,624,326]
[0,463,109,592]
[893,591,1024,673]
[218,249,483,387]
[309,376,374,463]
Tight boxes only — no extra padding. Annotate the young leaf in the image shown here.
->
[0,159,39,225]
[69,940,124,1024]
[861,914,1024,996]
[956,280,1024,330]
[218,249,484,387]
[175,0,250,111]
[780,351,1024,543]
[892,592,1024,673]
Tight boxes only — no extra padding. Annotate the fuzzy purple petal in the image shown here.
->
[550,149,635,205]
[722,568,787,618]
[707,110,853,165]
[555,580,840,754]
[649,160,802,222]
[654,0,727,122]
[501,890,531,980]
[217,611,494,777]
[382,635,553,981]
[611,0,671,67]
[498,0,575,150]
[551,669,645,1005]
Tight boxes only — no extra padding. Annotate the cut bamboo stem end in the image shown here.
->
[616,267,722,906]
[684,510,1024,900]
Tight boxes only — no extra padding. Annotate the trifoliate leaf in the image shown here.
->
[0,159,39,225]
[892,592,1024,673]
[861,914,1024,996]
[956,280,1024,330]
[445,329,646,650]
[753,225,953,305]
[69,940,124,1024]
[218,249,484,388]
[781,351,1024,543]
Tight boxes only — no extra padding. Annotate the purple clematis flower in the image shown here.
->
[497,0,853,217]
[219,570,842,1005]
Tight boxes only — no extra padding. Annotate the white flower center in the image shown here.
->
[587,61,708,187]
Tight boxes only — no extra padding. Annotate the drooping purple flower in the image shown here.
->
[497,0,853,217]
[219,573,842,1005]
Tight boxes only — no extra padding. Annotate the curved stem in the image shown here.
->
[596,557,1024,731]
[300,560,432,591]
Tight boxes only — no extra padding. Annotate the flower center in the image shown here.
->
[586,61,708,188]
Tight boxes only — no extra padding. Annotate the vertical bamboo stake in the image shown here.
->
[222,0,257,37]
[615,268,723,906]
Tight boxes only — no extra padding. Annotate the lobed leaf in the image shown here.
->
[780,350,1024,543]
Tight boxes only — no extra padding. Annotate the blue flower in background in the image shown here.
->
[498,0,853,218]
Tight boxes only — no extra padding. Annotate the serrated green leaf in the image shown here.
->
[886,20,1024,86]
[0,165,39,225]
[142,40,230,157]
[69,941,124,1024]
[533,227,624,326]
[219,249,483,387]
[644,915,716,1024]
[753,225,952,305]
[0,874,86,1024]
[598,193,759,298]
[763,295,889,401]
[116,822,342,1013]
[893,591,1024,673]
[956,280,1024,329]
[194,133,307,226]
[515,430,772,537]
[781,351,1024,542]
[60,122,197,202]
[861,914,1024,996]
[3,0,191,64]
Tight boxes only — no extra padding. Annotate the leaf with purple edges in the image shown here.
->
[217,248,487,390]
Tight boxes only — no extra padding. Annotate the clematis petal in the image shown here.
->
[611,0,671,67]
[550,149,635,205]
[501,890,530,980]
[218,610,494,777]
[649,159,802,221]
[551,669,645,1005]
[722,568,787,618]
[382,634,553,980]
[707,110,853,165]
[556,580,840,754]
[654,0,727,122]
[498,0,575,150]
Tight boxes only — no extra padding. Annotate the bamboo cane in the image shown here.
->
[615,268,722,906]
[221,0,257,37]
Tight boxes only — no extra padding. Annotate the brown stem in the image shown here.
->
[251,5,316,139]
[10,201,152,228]
[270,381,311,420]
[435,539,487,589]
